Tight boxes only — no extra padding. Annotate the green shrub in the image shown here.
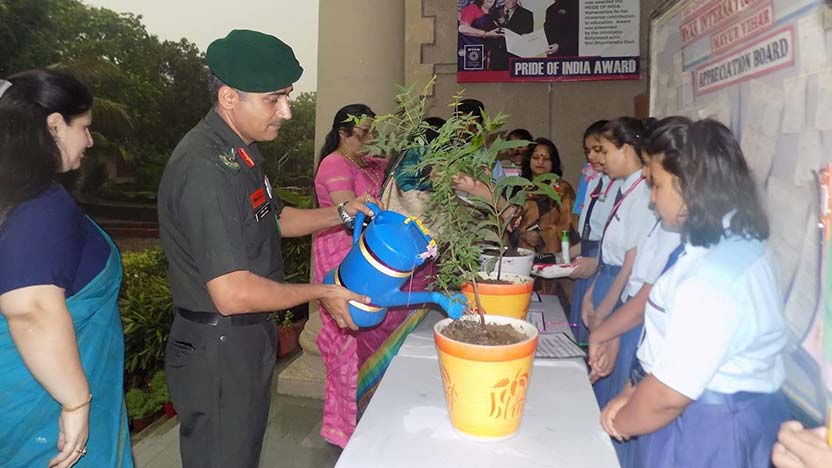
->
[125,387,161,419]
[121,248,168,289]
[149,370,170,405]
[275,310,294,328]
[277,188,312,284]
[120,248,172,384]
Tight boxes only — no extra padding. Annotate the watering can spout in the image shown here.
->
[371,291,467,320]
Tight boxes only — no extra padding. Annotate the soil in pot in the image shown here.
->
[477,278,513,285]
[441,319,528,345]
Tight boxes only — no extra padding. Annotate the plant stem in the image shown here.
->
[471,274,486,327]
[492,181,505,281]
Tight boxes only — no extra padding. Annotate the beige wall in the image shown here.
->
[419,0,663,187]
[316,0,663,186]
[314,0,405,165]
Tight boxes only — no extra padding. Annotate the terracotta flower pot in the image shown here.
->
[460,272,534,320]
[130,412,159,433]
[277,325,301,358]
[434,315,539,439]
[163,401,176,418]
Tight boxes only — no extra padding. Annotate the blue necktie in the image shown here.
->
[580,178,604,240]
[596,188,624,267]
[661,243,685,275]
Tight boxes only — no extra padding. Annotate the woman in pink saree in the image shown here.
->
[313,104,433,447]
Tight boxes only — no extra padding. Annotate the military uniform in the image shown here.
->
[157,29,303,468]
[158,109,284,468]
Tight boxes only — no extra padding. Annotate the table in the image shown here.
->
[335,295,620,468]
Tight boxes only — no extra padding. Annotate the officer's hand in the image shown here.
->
[343,193,380,218]
[319,285,369,331]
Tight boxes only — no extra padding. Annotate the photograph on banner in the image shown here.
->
[456,0,640,82]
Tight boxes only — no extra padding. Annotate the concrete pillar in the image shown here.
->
[279,0,406,399]
[314,0,406,155]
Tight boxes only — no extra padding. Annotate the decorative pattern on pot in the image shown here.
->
[434,316,539,439]
[489,369,529,420]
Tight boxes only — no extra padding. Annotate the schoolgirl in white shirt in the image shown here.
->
[583,118,656,415]
[601,118,789,468]
[587,119,686,467]
[569,119,623,345]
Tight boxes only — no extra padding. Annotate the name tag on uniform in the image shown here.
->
[250,188,272,222]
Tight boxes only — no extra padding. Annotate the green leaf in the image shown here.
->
[533,172,560,185]
[477,228,502,245]
[533,181,563,205]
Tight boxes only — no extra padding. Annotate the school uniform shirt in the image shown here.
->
[577,175,623,242]
[600,171,653,266]
[637,236,787,400]
[622,221,682,301]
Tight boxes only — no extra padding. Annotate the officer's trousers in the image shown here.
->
[165,312,277,468]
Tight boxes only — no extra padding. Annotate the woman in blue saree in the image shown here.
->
[0,70,133,467]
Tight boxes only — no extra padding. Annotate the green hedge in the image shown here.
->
[119,191,311,383]
[120,247,172,385]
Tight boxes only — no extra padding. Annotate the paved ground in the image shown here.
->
[131,354,341,468]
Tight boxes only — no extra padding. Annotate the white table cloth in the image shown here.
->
[335,295,621,468]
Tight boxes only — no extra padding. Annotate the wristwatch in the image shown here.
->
[337,201,356,229]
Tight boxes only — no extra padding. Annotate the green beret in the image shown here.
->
[207,29,303,92]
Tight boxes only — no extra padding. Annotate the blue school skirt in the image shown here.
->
[568,240,599,344]
[590,261,638,409]
[589,261,642,464]
[635,389,790,468]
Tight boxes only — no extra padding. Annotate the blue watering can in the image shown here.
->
[323,203,467,328]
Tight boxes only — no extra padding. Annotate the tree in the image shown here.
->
[2,0,313,198]
[260,92,317,190]
[0,0,52,76]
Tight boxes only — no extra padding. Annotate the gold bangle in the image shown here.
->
[62,394,92,412]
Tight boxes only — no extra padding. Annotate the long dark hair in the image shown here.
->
[522,137,562,179]
[0,69,93,228]
[645,117,769,246]
[318,103,375,163]
[601,117,657,157]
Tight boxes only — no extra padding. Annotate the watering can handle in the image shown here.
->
[352,202,382,245]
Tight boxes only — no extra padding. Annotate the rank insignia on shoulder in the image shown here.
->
[218,148,240,172]
[238,147,255,168]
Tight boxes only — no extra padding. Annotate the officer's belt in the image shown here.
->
[175,307,273,327]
